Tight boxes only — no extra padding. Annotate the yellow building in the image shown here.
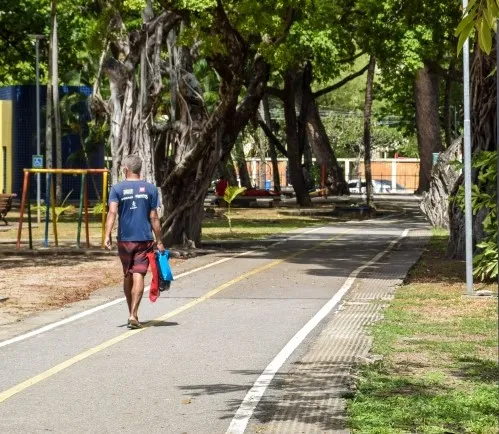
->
[0,100,13,194]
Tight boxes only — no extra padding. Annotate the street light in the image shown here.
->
[29,34,45,225]
[496,20,499,288]
[461,1,473,295]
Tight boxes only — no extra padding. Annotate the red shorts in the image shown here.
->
[117,241,154,276]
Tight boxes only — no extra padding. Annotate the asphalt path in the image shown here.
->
[0,211,427,434]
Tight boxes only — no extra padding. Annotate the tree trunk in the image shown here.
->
[363,56,376,205]
[155,39,220,247]
[218,157,238,186]
[51,0,63,204]
[45,37,53,173]
[306,100,349,195]
[414,62,443,194]
[261,96,281,192]
[250,122,268,189]
[303,143,313,190]
[448,180,488,259]
[304,66,349,195]
[297,64,313,191]
[283,70,311,206]
[443,60,456,148]
[448,44,497,258]
[233,138,252,188]
[159,24,268,246]
[100,5,270,247]
[420,138,462,229]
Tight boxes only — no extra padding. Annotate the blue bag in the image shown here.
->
[155,250,174,291]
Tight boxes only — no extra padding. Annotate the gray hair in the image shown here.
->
[122,155,142,175]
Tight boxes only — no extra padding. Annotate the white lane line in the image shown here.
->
[226,228,410,434]
[270,225,326,246]
[0,250,255,349]
[0,225,330,349]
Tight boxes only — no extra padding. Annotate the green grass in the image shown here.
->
[0,208,104,243]
[349,371,497,434]
[346,233,499,434]
[3,207,336,243]
[201,209,334,240]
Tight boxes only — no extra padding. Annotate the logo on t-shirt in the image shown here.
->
[123,189,134,195]
[139,187,145,193]
[131,201,137,210]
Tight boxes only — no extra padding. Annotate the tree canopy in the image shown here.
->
[0,0,495,271]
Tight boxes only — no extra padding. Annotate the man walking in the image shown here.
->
[104,154,165,329]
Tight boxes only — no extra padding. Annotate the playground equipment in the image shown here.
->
[16,169,109,249]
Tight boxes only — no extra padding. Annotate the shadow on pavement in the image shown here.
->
[177,360,443,430]
[116,321,179,328]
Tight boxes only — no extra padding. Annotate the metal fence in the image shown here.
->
[243,158,419,193]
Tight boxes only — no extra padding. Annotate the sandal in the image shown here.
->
[127,318,142,329]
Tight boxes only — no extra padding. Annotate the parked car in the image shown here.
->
[348,179,405,194]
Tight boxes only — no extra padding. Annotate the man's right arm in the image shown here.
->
[104,201,118,250]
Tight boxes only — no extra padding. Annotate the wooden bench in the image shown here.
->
[0,194,16,225]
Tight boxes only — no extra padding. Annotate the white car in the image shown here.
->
[348,179,394,194]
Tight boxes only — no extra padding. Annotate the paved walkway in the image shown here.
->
[0,204,429,433]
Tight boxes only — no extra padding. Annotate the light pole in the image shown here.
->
[29,34,45,225]
[460,1,474,295]
[496,20,499,288]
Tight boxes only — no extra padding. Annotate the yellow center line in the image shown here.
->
[0,229,352,404]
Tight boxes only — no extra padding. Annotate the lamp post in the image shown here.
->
[496,20,499,288]
[29,34,45,225]
[461,0,473,295]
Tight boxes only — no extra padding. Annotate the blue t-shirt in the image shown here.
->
[109,180,160,241]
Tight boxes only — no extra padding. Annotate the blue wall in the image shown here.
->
[0,85,104,201]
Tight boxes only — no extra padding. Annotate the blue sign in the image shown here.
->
[32,155,44,169]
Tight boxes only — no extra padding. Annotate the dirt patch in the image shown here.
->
[0,251,180,326]
[404,292,497,321]
[0,252,123,325]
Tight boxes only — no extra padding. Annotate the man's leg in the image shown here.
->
[123,273,133,317]
[130,272,145,322]
[118,241,134,319]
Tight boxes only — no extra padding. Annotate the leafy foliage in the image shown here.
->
[456,151,498,280]
[471,152,498,280]
[353,0,461,137]
[35,189,75,222]
[0,0,104,86]
[223,186,247,232]
[455,0,499,54]
[322,113,418,158]
[92,202,104,215]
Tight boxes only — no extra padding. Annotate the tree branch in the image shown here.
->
[231,55,270,142]
[102,57,128,87]
[257,115,287,157]
[163,76,241,186]
[266,86,285,100]
[151,120,173,134]
[313,63,370,99]
[339,51,366,64]
[271,7,296,46]
[215,0,247,54]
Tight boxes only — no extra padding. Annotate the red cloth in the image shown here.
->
[242,189,279,197]
[243,189,271,197]
[215,179,228,196]
[146,252,159,302]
